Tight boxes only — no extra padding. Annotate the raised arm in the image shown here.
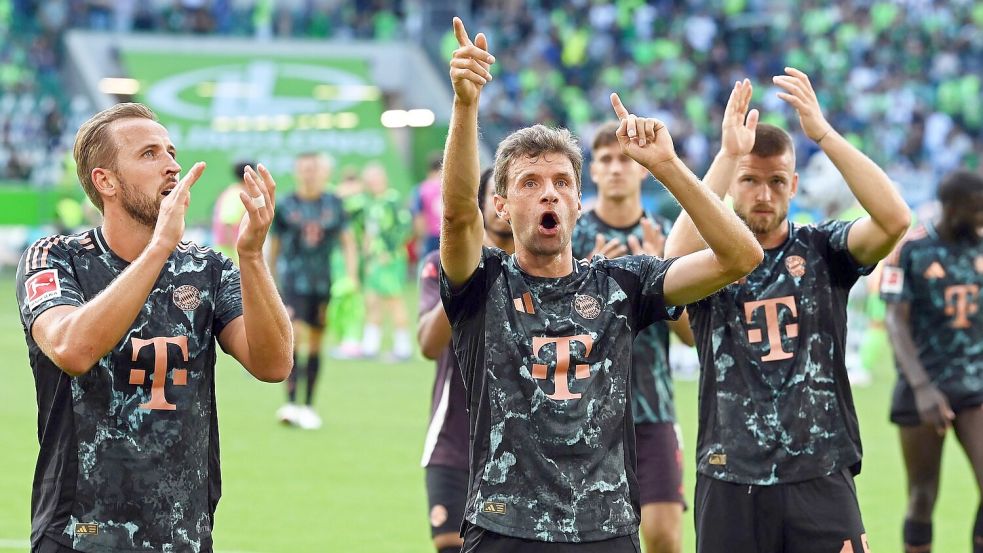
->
[30,163,206,377]
[665,79,758,258]
[440,17,496,286]
[219,164,293,382]
[774,67,910,265]
[609,94,762,306]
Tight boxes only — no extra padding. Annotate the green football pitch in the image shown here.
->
[0,275,977,552]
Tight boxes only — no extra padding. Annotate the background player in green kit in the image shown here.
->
[882,170,983,553]
[360,163,414,361]
[666,76,911,553]
[16,103,292,553]
[571,122,695,553]
[441,17,762,551]
[270,152,359,429]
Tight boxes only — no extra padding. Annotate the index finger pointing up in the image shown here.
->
[453,17,473,47]
[610,93,629,120]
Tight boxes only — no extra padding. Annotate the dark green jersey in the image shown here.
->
[441,247,680,542]
[272,193,347,295]
[690,220,872,485]
[881,223,983,406]
[571,210,675,424]
[16,227,242,552]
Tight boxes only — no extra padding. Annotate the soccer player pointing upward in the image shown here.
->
[440,18,762,551]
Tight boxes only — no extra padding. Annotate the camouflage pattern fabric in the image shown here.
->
[440,246,680,542]
[689,220,872,485]
[572,210,676,424]
[16,227,242,552]
[271,193,347,296]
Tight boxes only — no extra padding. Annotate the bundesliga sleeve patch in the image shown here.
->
[25,268,62,309]
[880,266,904,295]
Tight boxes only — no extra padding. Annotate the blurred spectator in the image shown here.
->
[412,152,443,259]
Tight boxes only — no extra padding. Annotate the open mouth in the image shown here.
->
[161,184,176,197]
[540,212,558,230]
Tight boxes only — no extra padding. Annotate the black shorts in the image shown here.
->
[425,465,469,538]
[462,524,641,552]
[695,470,868,553]
[635,422,685,506]
[282,291,330,329]
[890,378,983,426]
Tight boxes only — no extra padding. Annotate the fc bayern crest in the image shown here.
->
[173,285,202,311]
[785,255,807,278]
[573,294,601,319]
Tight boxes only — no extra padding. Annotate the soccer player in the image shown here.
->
[270,151,358,429]
[571,121,695,553]
[360,163,413,361]
[418,167,514,553]
[15,103,292,553]
[441,18,762,550]
[881,170,983,553]
[664,75,911,553]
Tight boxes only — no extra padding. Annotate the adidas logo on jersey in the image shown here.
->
[482,501,507,515]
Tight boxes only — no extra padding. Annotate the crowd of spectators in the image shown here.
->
[4,0,981,209]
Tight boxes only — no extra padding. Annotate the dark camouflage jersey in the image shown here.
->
[689,220,872,485]
[440,246,680,542]
[16,227,242,553]
[572,210,675,424]
[419,251,470,470]
[271,192,347,296]
[880,223,983,411]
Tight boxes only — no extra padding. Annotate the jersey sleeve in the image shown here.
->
[439,247,494,326]
[16,237,85,335]
[271,200,288,236]
[213,255,244,335]
[880,240,914,304]
[605,254,682,330]
[817,219,875,285]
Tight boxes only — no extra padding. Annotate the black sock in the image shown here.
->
[305,354,320,406]
[974,504,983,553]
[438,547,461,553]
[904,518,932,553]
[286,353,299,404]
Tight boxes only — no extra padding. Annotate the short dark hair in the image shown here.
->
[938,170,983,205]
[232,160,256,181]
[428,152,443,172]
[591,121,621,152]
[493,124,583,197]
[478,167,494,208]
[751,124,795,161]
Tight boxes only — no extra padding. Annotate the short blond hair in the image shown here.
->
[493,125,582,197]
[73,103,158,212]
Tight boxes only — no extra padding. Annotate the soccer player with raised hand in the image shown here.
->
[665,72,911,553]
[440,17,761,552]
[15,103,292,553]
[881,170,983,553]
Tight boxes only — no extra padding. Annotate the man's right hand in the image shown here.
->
[152,161,205,253]
[914,382,956,435]
[450,17,495,106]
[720,79,759,158]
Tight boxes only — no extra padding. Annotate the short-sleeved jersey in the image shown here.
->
[690,220,872,485]
[271,193,347,295]
[419,251,470,471]
[572,210,676,424]
[440,247,680,542]
[15,227,242,552]
[880,224,983,403]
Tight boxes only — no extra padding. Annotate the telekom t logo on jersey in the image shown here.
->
[531,335,594,400]
[743,296,799,362]
[944,284,979,329]
[129,336,189,411]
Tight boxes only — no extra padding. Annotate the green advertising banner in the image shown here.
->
[121,51,409,224]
